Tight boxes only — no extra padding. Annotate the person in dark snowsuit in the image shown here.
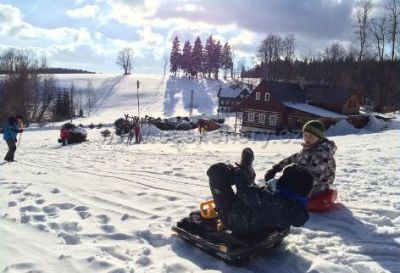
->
[207,148,313,235]
[3,115,24,162]
[265,120,337,197]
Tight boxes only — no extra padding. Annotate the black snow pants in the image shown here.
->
[4,139,17,161]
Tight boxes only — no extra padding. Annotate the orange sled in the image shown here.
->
[307,189,338,212]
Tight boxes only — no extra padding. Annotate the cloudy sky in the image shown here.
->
[0,0,361,73]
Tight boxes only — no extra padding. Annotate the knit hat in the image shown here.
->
[302,120,325,139]
[240,147,254,167]
[277,164,313,196]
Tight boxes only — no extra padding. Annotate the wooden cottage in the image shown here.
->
[217,87,250,114]
[233,80,359,133]
[305,85,360,115]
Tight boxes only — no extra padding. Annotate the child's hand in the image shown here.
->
[264,165,282,182]
[264,170,276,182]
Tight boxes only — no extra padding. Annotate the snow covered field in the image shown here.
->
[1,74,400,273]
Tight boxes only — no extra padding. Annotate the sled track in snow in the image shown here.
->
[16,156,206,199]
[91,75,124,115]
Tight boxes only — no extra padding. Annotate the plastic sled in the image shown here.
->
[172,211,290,265]
[307,189,338,212]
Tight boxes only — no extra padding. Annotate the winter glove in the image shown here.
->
[264,164,283,182]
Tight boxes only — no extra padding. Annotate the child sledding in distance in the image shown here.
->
[264,120,338,212]
[59,127,68,146]
[207,148,314,234]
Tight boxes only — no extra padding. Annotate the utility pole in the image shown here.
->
[136,80,140,122]
[189,90,194,118]
[70,84,74,123]
[234,112,238,133]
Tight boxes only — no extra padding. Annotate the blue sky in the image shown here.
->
[0,0,359,73]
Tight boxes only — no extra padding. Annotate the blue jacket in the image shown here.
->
[3,117,20,141]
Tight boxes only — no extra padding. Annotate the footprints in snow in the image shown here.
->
[97,214,117,234]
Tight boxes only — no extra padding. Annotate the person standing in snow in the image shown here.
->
[208,148,313,234]
[134,123,141,144]
[3,115,24,162]
[264,120,337,197]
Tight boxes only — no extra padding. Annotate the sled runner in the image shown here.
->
[172,211,290,265]
[307,189,337,212]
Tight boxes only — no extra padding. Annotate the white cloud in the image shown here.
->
[137,26,164,45]
[65,4,99,19]
[0,4,24,34]
[176,4,204,12]
[104,0,160,27]
[228,31,256,46]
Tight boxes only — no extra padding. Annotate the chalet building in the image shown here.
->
[233,80,363,133]
[217,87,250,114]
[305,85,360,115]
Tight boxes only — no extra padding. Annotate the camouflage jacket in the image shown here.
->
[277,138,337,196]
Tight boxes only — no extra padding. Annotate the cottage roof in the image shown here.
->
[218,87,249,98]
[283,102,347,118]
[264,80,305,103]
[305,86,355,105]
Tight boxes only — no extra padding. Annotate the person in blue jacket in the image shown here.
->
[3,115,24,162]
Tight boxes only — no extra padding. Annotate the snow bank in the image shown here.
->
[141,124,162,136]
[326,114,399,136]
[326,120,359,136]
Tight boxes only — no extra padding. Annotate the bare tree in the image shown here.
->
[85,80,96,116]
[324,42,347,62]
[355,0,373,61]
[258,34,283,64]
[370,16,387,62]
[163,53,168,76]
[116,48,134,75]
[231,45,235,78]
[0,48,36,119]
[385,0,400,61]
[282,34,296,62]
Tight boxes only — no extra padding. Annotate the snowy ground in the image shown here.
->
[1,74,400,273]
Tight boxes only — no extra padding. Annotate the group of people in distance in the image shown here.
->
[207,120,337,234]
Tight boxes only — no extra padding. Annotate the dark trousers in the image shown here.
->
[4,139,17,161]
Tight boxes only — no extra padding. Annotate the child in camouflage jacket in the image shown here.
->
[264,120,337,196]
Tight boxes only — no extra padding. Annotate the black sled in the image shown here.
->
[172,211,290,266]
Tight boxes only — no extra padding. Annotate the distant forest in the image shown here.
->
[0,67,95,74]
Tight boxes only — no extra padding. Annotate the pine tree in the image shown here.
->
[213,40,222,79]
[53,92,63,121]
[181,40,192,77]
[204,35,215,78]
[62,91,71,120]
[170,36,181,75]
[221,42,233,79]
[191,36,203,78]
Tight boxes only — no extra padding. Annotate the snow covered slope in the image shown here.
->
[1,75,399,273]
[54,74,229,125]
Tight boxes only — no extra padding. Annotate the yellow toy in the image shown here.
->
[200,200,218,219]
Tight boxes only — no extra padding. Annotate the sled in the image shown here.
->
[172,211,290,265]
[307,189,337,212]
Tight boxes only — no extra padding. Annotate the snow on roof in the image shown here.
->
[283,102,347,118]
[218,87,243,98]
